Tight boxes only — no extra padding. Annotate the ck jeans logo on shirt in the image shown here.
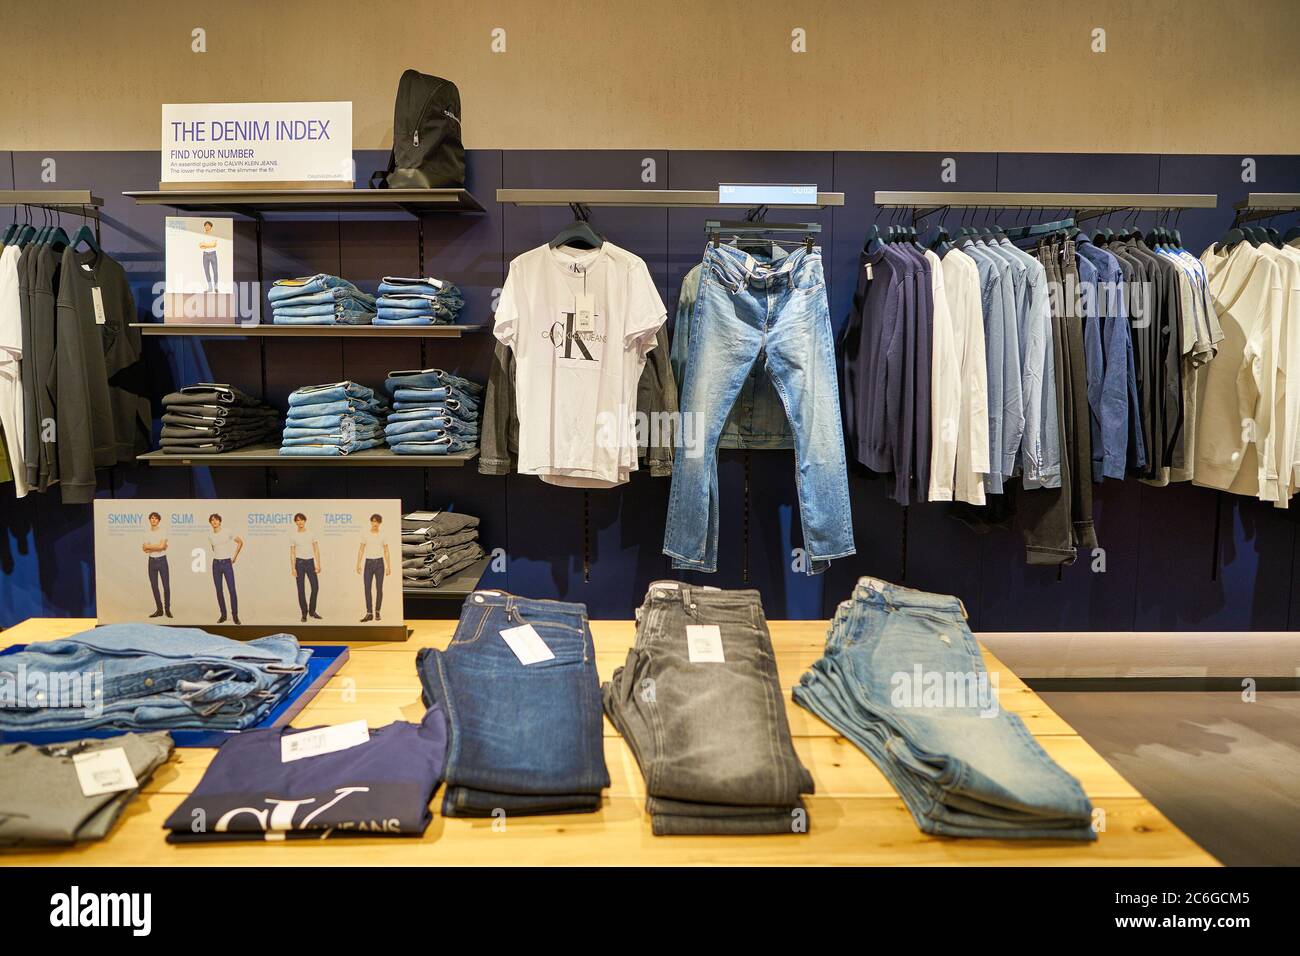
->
[543,312,605,363]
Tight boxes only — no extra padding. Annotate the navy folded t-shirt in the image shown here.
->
[164,706,447,843]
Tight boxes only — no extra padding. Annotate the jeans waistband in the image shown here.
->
[705,242,821,290]
[642,580,763,609]
[851,576,968,620]
[463,590,589,623]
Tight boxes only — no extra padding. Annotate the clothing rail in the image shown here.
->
[0,189,102,219]
[873,191,1217,224]
[496,188,845,209]
[1232,193,1300,225]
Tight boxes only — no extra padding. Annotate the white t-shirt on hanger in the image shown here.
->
[494,241,666,488]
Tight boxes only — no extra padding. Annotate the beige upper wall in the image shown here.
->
[2,0,1298,153]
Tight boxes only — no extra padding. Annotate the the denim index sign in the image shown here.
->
[162,102,353,183]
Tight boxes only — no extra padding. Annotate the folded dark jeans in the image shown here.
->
[0,732,174,846]
[402,529,479,556]
[161,384,263,408]
[603,581,813,835]
[401,511,480,537]
[403,544,485,588]
[416,591,608,817]
[162,410,279,429]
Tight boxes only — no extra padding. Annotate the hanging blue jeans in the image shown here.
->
[664,244,854,574]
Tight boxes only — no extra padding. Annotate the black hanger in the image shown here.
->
[69,222,101,255]
[1265,226,1283,248]
[549,203,603,251]
[1284,225,1300,243]
[863,223,883,254]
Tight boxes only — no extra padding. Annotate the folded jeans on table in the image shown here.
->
[401,511,480,538]
[0,732,174,847]
[603,581,813,835]
[287,382,376,408]
[792,577,1096,840]
[267,274,358,302]
[278,438,387,456]
[416,591,608,816]
[402,529,479,556]
[0,624,310,733]
[392,397,478,421]
[390,436,470,455]
[385,368,483,396]
[163,708,447,843]
[385,416,477,438]
[402,539,483,572]
[161,384,263,408]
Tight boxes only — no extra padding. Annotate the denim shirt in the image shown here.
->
[1074,236,1135,480]
[671,261,794,450]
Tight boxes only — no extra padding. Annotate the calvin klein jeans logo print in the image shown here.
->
[210,786,399,834]
[544,312,605,362]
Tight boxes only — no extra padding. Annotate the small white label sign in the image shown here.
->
[500,623,555,665]
[91,287,107,325]
[281,720,370,763]
[687,625,725,663]
[574,292,595,333]
[73,748,139,797]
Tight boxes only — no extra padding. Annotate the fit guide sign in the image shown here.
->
[161,102,353,183]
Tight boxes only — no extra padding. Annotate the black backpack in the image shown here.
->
[371,70,465,190]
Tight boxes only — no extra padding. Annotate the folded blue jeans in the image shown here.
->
[385,416,477,437]
[393,396,478,419]
[379,277,462,299]
[268,274,355,302]
[390,436,470,455]
[792,577,1096,840]
[384,368,483,396]
[278,437,386,456]
[416,592,609,816]
[284,411,382,430]
[0,624,310,733]
[287,382,375,407]
[665,243,854,574]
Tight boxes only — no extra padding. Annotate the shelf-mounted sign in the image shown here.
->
[161,102,353,186]
[718,183,819,206]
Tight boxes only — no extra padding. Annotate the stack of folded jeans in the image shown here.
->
[603,582,814,835]
[0,623,311,734]
[382,367,483,455]
[416,591,609,817]
[163,708,447,843]
[280,382,390,456]
[159,384,280,454]
[401,510,485,592]
[268,274,377,326]
[375,276,464,326]
[793,577,1096,841]
[0,732,174,847]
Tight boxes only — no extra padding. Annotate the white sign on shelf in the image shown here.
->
[161,102,353,184]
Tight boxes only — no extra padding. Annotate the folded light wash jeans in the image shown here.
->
[417,591,609,816]
[285,398,385,420]
[393,396,478,420]
[385,416,477,437]
[0,624,310,732]
[793,577,1096,840]
[287,382,374,408]
[664,243,854,574]
[284,411,383,430]
[267,274,354,302]
[374,313,448,326]
[278,437,386,456]
[385,368,483,396]
[389,436,471,455]
[602,582,813,835]
[378,277,463,300]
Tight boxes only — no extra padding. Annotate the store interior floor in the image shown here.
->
[1039,691,1300,866]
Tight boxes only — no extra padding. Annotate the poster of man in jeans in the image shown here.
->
[92,500,403,628]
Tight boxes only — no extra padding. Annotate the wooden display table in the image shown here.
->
[0,618,1218,866]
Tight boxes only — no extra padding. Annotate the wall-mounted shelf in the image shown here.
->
[132,323,482,339]
[403,557,490,600]
[124,187,484,217]
[497,188,845,209]
[1233,193,1300,225]
[138,446,479,468]
[1,189,103,213]
[874,191,1218,223]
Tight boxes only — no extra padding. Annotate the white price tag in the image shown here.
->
[574,293,595,333]
[73,748,138,797]
[281,720,370,763]
[91,287,107,325]
[500,623,555,665]
[864,262,874,280]
[405,511,441,521]
[686,625,725,663]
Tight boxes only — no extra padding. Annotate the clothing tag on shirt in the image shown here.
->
[405,511,441,521]
[864,262,874,280]
[500,623,555,665]
[574,292,595,333]
[73,748,139,796]
[686,625,725,663]
[91,287,107,325]
[281,720,370,763]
